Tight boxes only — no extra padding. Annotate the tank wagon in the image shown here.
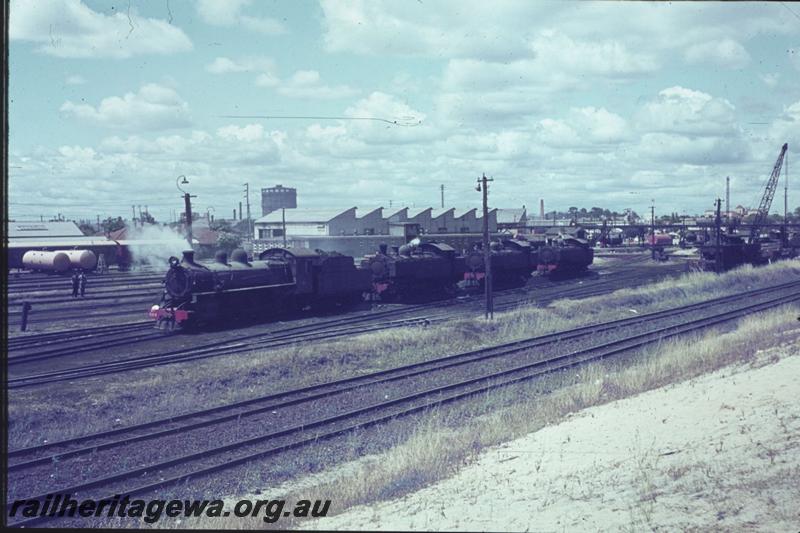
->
[22,249,97,273]
[360,239,460,299]
[537,238,594,275]
[150,248,370,330]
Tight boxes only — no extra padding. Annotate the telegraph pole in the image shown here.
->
[477,173,494,319]
[244,183,252,240]
[440,184,445,208]
[131,205,137,228]
[715,198,722,273]
[282,207,287,247]
[650,199,655,260]
[725,176,730,231]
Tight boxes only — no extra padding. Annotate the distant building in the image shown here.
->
[496,207,527,232]
[9,221,85,239]
[253,206,499,241]
[261,184,297,216]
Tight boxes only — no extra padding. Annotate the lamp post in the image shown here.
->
[176,175,196,248]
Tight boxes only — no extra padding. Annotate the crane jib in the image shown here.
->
[749,143,788,243]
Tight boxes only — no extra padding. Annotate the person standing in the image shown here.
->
[71,271,79,298]
[78,271,87,297]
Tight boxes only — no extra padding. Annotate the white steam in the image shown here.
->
[124,225,190,271]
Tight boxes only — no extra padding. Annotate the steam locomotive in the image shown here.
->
[150,248,370,329]
[536,237,594,276]
[151,238,595,330]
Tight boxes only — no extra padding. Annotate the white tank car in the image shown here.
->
[22,250,71,272]
[62,249,98,270]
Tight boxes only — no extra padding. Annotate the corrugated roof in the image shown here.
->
[406,207,432,218]
[430,208,454,219]
[8,236,117,249]
[453,208,476,218]
[9,221,85,239]
[355,207,383,218]
[384,207,408,218]
[496,208,527,224]
[255,207,355,224]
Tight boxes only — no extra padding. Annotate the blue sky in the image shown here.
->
[8,0,800,222]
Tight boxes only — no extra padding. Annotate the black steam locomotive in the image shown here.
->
[151,238,595,329]
[537,237,594,276]
[150,248,370,329]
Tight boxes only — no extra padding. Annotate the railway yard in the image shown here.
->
[5,248,800,528]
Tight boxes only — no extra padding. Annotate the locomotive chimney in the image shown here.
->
[215,250,228,264]
[182,250,196,264]
[379,243,388,255]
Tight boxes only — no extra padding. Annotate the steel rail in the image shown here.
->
[8,288,798,528]
[9,280,799,465]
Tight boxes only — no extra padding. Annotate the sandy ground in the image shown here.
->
[308,345,800,532]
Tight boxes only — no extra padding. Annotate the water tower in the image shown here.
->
[261,184,297,216]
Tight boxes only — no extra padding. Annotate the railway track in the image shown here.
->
[7,271,163,291]
[7,280,799,527]
[7,267,682,387]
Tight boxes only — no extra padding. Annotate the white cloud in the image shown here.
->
[60,83,191,131]
[10,0,192,59]
[759,73,780,88]
[636,86,737,136]
[343,92,433,144]
[217,124,265,142]
[275,70,359,100]
[65,74,86,85]
[196,0,286,35]
[205,56,276,74]
[638,133,750,165]
[768,100,800,149]
[320,0,547,59]
[531,30,658,77]
[535,107,630,149]
[684,39,750,69]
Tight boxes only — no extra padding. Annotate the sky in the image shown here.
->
[8,0,800,223]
